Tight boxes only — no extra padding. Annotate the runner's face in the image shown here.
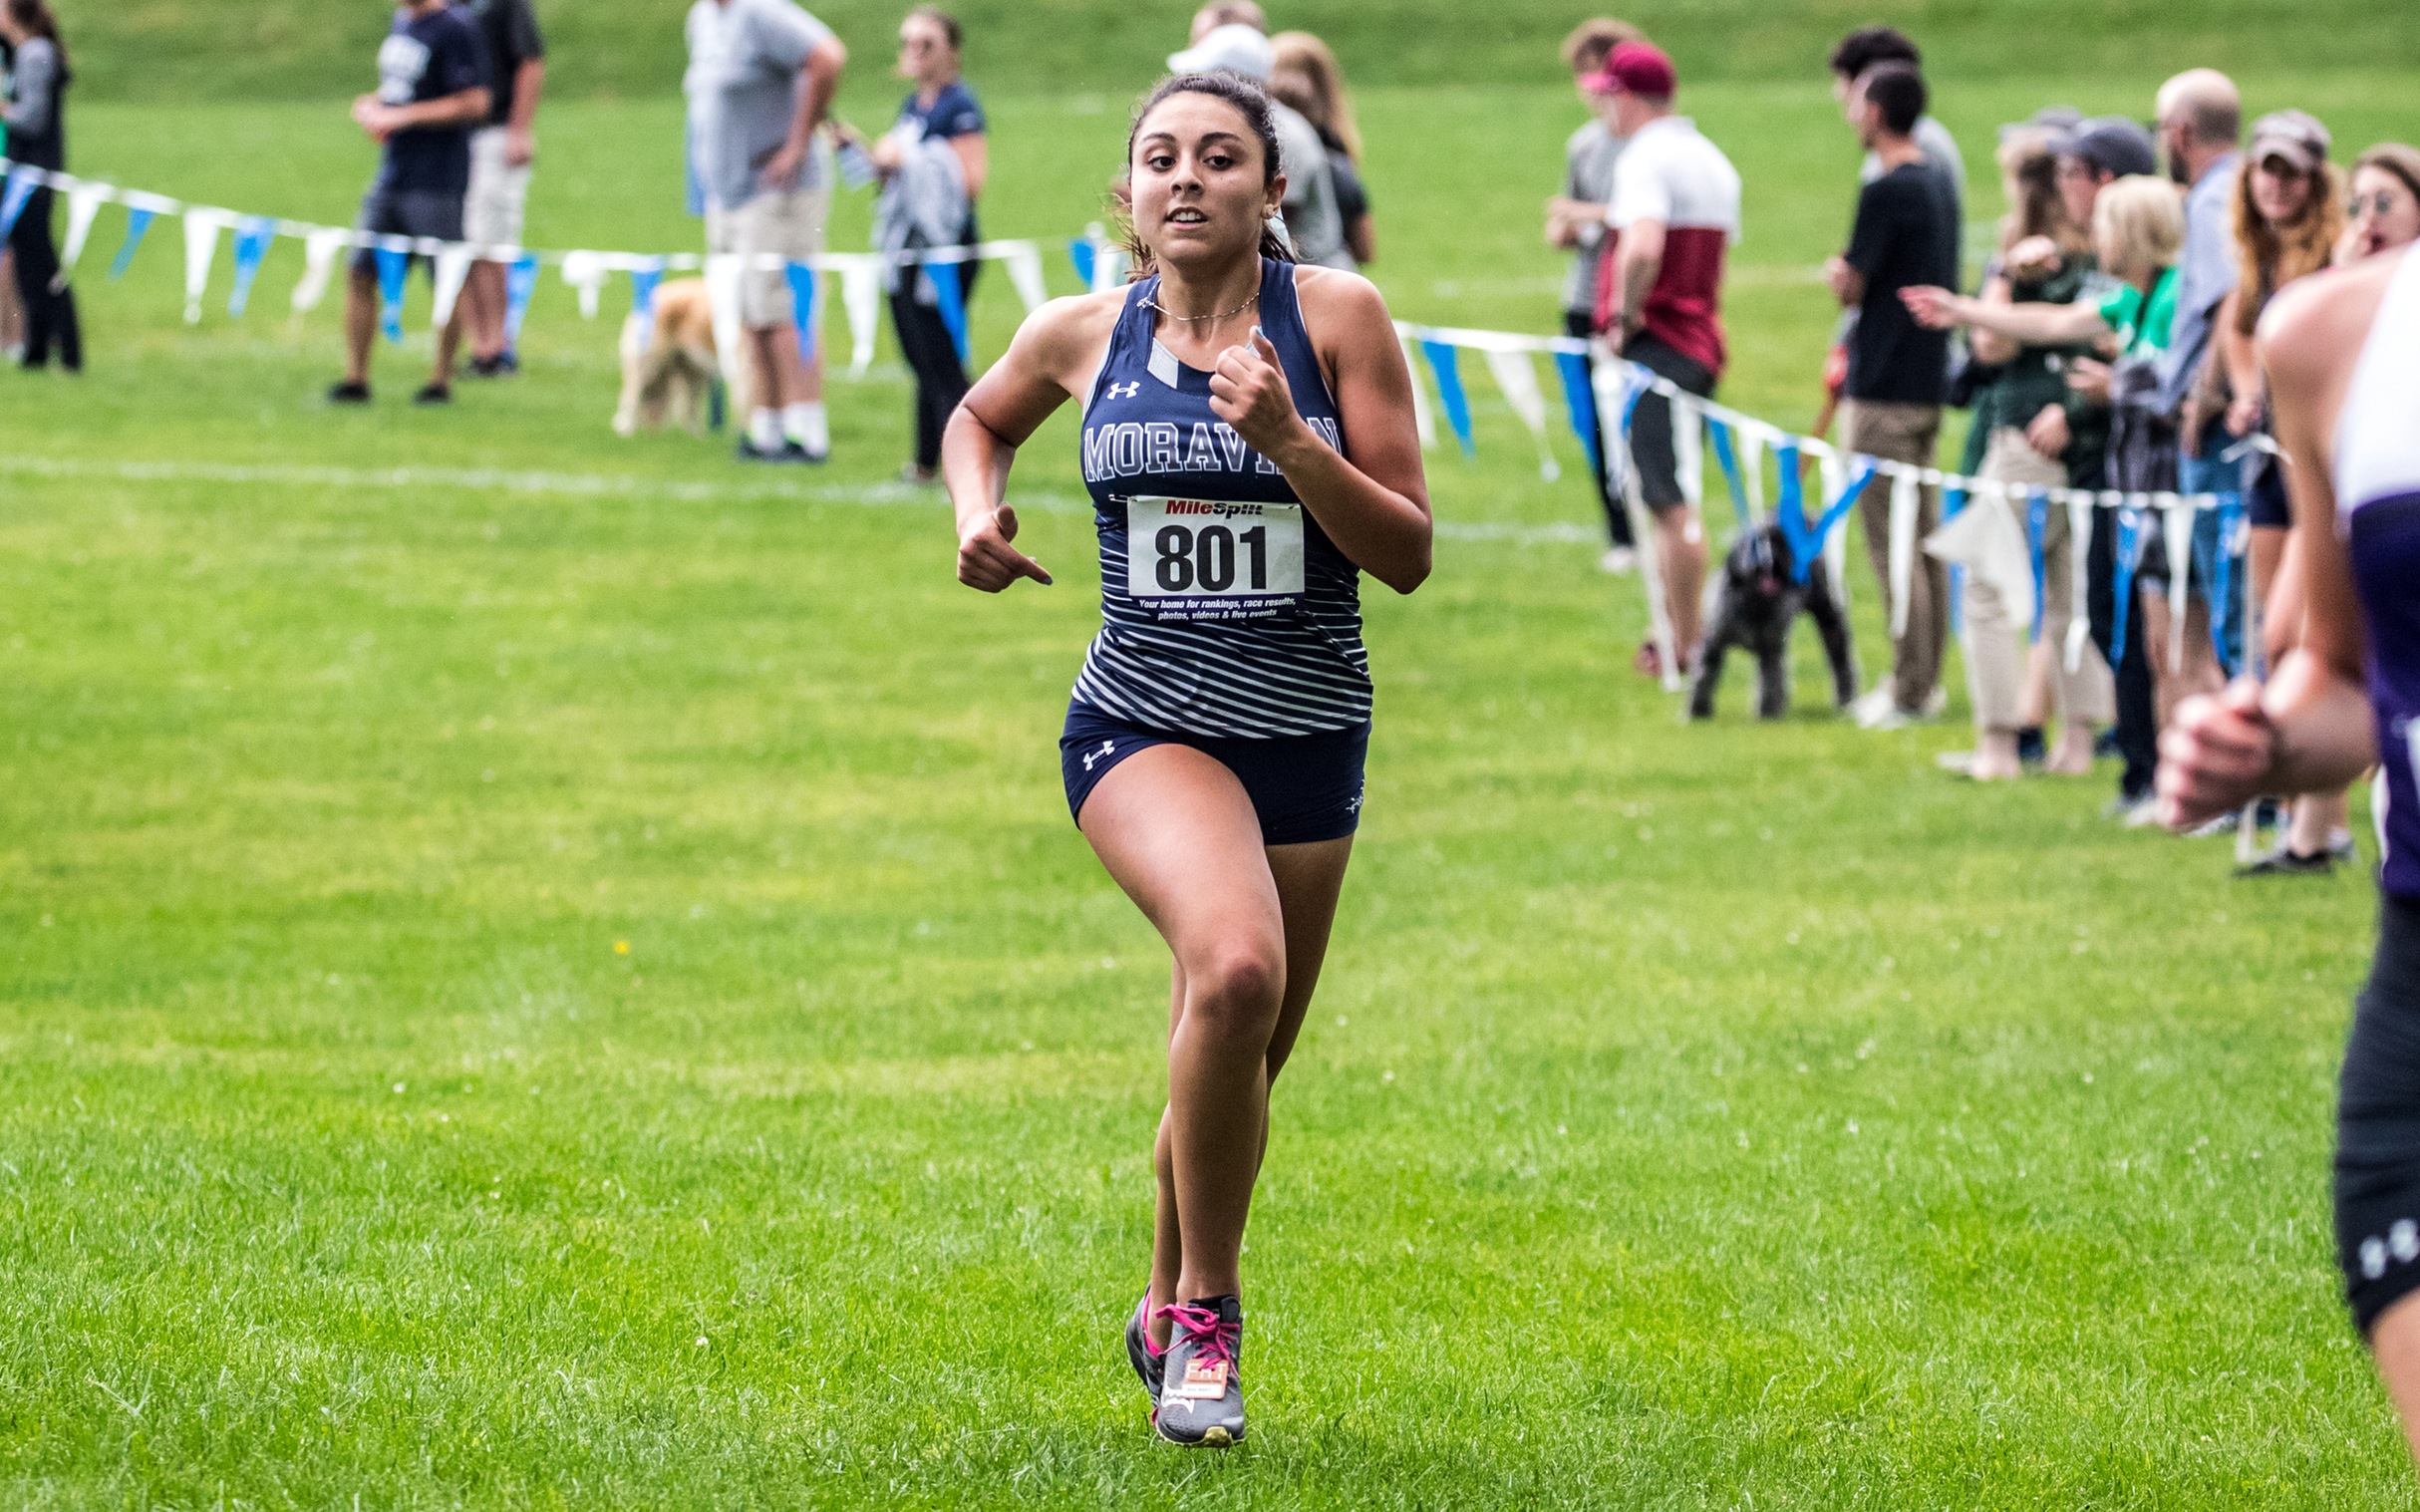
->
[2349,165,2420,256]
[1131,95,1280,266]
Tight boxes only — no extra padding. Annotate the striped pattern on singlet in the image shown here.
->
[1069,258,1370,739]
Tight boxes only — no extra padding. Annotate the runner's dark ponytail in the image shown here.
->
[1119,72,1296,277]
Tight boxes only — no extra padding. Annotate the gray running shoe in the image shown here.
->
[1154,1296,1245,1446]
[2235,846,2335,878]
[1124,1292,1164,1406]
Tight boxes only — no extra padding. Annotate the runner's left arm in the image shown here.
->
[1211,270,1431,594]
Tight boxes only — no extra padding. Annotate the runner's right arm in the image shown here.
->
[944,292,1120,591]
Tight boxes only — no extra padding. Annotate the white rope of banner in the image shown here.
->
[1389,318,2240,519]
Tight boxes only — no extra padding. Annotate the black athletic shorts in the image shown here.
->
[2337,893,2420,1336]
[1622,333,1716,515]
[2248,456,2291,531]
[1059,700,1367,846]
[350,180,467,275]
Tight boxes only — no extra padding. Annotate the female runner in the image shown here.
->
[2157,241,2420,1459]
[942,71,1430,1445]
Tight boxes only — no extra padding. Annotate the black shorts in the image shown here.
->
[2337,894,2420,1335]
[1623,333,1716,515]
[1059,701,1367,846]
[2248,455,2291,531]
[350,181,467,275]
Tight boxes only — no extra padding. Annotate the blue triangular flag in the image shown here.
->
[109,206,156,279]
[1067,237,1096,289]
[0,169,37,239]
[2025,489,2050,639]
[786,260,819,360]
[628,260,664,353]
[503,253,539,354]
[928,257,970,365]
[1776,446,1876,584]
[227,215,277,318]
[2111,506,2146,666]
[2210,492,2245,675]
[1419,339,1475,456]
[1707,417,1751,528]
[1553,351,1600,476]
[374,245,410,345]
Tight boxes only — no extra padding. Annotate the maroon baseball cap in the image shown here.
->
[1582,41,1676,98]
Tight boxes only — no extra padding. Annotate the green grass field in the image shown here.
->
[3,57,2415,1508]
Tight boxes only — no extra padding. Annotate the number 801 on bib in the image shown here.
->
[1124,496,1307,622]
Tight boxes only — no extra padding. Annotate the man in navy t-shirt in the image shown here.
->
[330,0,491,408]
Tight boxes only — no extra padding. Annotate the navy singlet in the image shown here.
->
[1071,258,1369,739]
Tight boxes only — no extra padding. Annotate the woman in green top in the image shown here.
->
[1904,174,2183,372]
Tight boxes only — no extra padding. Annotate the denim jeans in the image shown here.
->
[2181,436,2248,676]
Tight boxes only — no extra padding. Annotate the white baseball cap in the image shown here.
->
[1168,23,1273,82]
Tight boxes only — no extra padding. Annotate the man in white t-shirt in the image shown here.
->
[1590,42,1740,675]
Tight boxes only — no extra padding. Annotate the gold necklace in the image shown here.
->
[1147,291,1260,324]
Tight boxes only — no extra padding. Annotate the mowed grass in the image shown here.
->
[0,75,2412,1507]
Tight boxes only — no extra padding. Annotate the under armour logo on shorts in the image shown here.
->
[1081,739,1116,771]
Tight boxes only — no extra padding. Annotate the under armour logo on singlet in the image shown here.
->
[1104,381,1141,402]
[1080,739,1116,771]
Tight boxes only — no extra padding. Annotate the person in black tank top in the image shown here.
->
[941,72,1431,1447]
[2160,246,2420,1466]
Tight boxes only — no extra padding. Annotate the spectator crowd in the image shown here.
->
[3,0,2408,878]
[1544,18,2419,876]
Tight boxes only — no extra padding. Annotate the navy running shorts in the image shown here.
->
[1059,701,1368,846]
[351,179,468,275]
[2337,894,2420,1336]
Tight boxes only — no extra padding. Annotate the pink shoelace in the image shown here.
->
[1155,1302,1239,1376]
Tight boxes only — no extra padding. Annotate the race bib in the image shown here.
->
[1125,496,1305,622]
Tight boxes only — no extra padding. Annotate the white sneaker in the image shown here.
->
[1922,686,1951,720]
[1848,687,1897,727]
[1599,546,1638,575]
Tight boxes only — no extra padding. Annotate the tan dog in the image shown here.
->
[613,277,744,436]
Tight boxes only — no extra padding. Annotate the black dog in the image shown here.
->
[1688,521,1858,721]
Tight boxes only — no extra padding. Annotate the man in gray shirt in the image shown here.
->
[2153,67,2245,668]
[1544,17,1647,561]
[685,0,847,461]
[1167,4,1347,269]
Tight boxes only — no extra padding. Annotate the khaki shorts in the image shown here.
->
[706,185,829,328]
[463,127,533,248]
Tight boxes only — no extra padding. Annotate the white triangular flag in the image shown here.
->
[2164,498,2197,673]
[2066,498,2095,674]
[561,250,609,319]
[291,227,349,314]
[704,253,747,392]
[1741,427,1767,521]
[1002,241,1048,314]
[430,247,473,328]
[1594,358,1680,692]
[1673,399,1702,508]
[1091,246,1129,293]
[1817,450,1850,608]
[60,181,108,273]
[1925,485,2031,634]
[182,208,230,324]
[1401,335,1435,451]
[1481,347,1558,481]
[1887,469,1921,640]
[839,255,882,377]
